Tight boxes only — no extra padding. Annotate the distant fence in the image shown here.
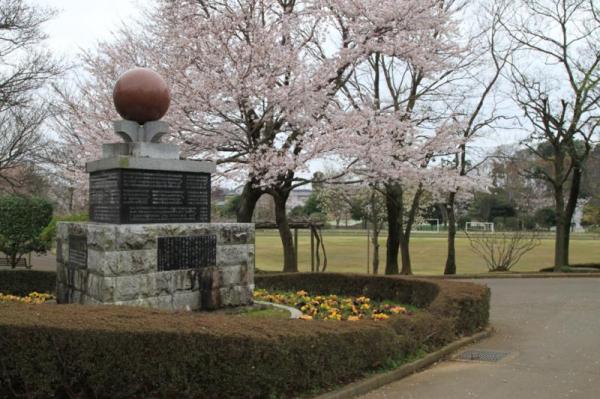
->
[255,229,600,241]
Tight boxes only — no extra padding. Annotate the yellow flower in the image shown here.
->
[390,306,407,314]
[347,316,360,321]
[299,315,313,320]
[296,290,308,297]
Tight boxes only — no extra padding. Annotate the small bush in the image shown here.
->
[465,230,541,272]
[0,195,53,267]
[0,270,56,296]
[40,212,88,244]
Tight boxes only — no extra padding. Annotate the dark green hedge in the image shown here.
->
[0,270,56,296]
[539,263,600,273]
[0,273,490,398]
[0,304,404,399]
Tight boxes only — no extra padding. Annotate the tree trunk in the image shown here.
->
[372,227,380,275]
[68,186,74,213]
[273,191,297,272]
[553,187,567,270]
[562,166,582,267]
[399,236,412,275]
[236,181,263,223]
[444,192,457,275]
[397,187,422,276]
[385,184,401,275]
[554,217,568,270]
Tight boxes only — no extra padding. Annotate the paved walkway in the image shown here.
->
[25,254,56,271]
[360,278,600,399]
[0,253,55,272]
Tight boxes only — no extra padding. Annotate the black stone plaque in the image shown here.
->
[68,235,87,269]
[157,235,217,271]
[67,235,87,288]
[89,169,211,224]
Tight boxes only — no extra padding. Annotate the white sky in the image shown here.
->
[33,0,147,60]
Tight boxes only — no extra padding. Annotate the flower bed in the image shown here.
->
[254,289,411,321]
[0,292,54,304]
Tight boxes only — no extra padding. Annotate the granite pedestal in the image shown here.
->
[56,222,255,311]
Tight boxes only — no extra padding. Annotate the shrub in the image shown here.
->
[0,273,490,398]
[534,207,557,229]
[465,230,541,272]
[0,195,53,267]
[0,270,56,296]
[40,212,88,244]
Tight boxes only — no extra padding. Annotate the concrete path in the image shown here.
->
[360,278,600,399]
[0,253,55,272]
[29,254,56,271]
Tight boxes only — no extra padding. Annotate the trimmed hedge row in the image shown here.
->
[0,304,402,399]
[0,270,56,296]
[0,272,490,398]
[539,263,600,273]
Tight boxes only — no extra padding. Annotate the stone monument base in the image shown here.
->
[56,222,254,311]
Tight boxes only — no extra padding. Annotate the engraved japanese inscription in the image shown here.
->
[68,235,88,269]
[89,170,121,223]
[67,235,87,288]
[89,169,210,224]
[157,235,217,271]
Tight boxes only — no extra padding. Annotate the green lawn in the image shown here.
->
[256,230,600,275]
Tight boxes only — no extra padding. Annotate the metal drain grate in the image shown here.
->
[455,349,510,362]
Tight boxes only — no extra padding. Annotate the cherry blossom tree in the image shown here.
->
[330,0,484,275]
[56,0,472,272]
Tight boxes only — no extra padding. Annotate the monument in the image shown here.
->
[56,68,255,311]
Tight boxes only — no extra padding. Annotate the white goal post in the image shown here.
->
[465,221,495,233]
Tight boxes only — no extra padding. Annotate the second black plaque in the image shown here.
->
[157,235,217,271]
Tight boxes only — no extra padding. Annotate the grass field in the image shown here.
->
[256,230,600,275]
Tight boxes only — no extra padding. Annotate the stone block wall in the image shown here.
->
[56,222,254,311]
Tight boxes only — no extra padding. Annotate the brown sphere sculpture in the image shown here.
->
[113,68,170,124]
